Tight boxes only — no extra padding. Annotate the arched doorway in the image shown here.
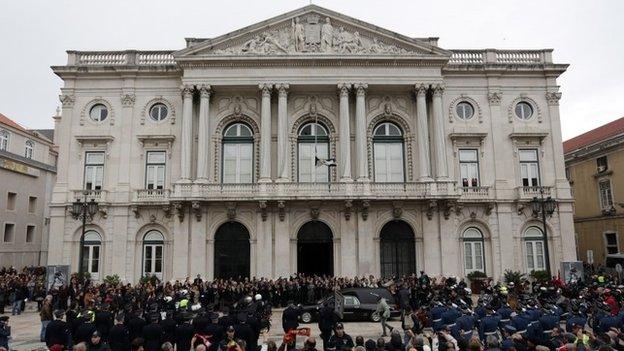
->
[214,222,250,279]
[297,221,333,276]
[380,221,416,278]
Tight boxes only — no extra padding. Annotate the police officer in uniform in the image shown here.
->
[478,305,501,342]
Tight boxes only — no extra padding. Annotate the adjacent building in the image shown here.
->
[564,117,624,265]
[0,113,57,267]
[48,5,575,282]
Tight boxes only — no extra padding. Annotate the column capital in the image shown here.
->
[180,84,194,98]
[259,83,273,97]
[277,83,289,97]
[338,83,351,96]
[545,91,562,106]
[354,83,368,96]
[432,84,445,96]
[414,83,428,96]
[487,91,503,105]
[198,84,212,98]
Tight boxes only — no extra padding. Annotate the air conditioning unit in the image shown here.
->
[598,165,607,173]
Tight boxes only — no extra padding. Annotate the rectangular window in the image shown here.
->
[298,143,329,182]
[597,156,608,173]
[7,192,16,211]
[605,232,619,255]
[145,151,166,190]
[599,179,614,210]
[223,144,253,183]
[519,149,540,187]
[26,225,35,243]
[459,149,479,187]
[84,152,104,190]
[526,240,545,271]
[374,143,404,182]
[28,196,37,213]
[3,223,14,242]
[565,167,571,181]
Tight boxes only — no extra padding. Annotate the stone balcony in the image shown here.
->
[516,186,554,200]
[458,186,491,201]
[72,189,108,203]
[133,189,170,203]
[168,181,459,201]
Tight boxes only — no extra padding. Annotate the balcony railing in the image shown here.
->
[517,186,553,200]
[69,50,176,66]
[459,186,490,199]
[449,49,552,65]
[134,189,170,202]
[72,189,107,202]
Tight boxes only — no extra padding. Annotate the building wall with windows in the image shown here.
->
[564,117,624,265]
[47,6,575,282]
[0,113,57,267]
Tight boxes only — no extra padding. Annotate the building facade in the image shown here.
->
[0,113,57,267]
[48,6,575,282]
[564,117,624,265]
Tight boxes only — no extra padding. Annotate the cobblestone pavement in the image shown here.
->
[3,307,403,351]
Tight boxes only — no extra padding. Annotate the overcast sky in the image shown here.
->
[0,0,621,140]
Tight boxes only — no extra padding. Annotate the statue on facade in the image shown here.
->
[292,17,305,52]
[321,17,334,52]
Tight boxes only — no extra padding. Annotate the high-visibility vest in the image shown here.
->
[598,276,605,283]
[179,298,189,309]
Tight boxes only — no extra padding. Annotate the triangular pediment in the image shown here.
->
[175,5,450,59]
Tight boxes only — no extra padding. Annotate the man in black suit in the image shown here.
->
[95,304,114,342]
[108,313,130,351]
[175,312,195,351]
[142,314,163,351]
[282,301,301,333]
[45,310,71,349]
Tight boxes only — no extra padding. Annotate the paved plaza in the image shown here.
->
[4,305,403,351]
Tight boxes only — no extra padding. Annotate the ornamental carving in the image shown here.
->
[508,95,542,123]
[361,200,370,221]
[259,201,268,221]
[426,200,437,220]
[213,15,413,55]
[141,96,176,125]
[226,202,237,220]
[192,201,202,221]
[278,201,286,221]
[545,91,562,106]
[80,98,115,126]
[173,202,185,222]
[59,94,75,108]
[448,95,483,124]
[366,113,413,181]
[121,93,136,107]
[344,200,353,221]
[487,91,502,105]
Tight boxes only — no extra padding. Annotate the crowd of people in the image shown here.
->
[1,267,624,351]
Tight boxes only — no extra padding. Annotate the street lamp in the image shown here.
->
[69,191,99,274]
[530,188,557,276]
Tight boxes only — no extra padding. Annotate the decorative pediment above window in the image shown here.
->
[449,132,487,157]
[137,135,175,158]
[75,135,114,158]
[508,132,548,157]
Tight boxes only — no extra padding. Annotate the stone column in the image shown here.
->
[179,84,194,182]
[259,84,273,182]
[415,84,432,181]
[546,91,571,197]
[196,85,211,183]
[431,84,449,179]
[354,83,368,181]
[277,84,290,182]
[338,83,352,181]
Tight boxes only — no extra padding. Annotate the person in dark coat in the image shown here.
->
[142,314,163,351]
[234,315,256,351]
[75,313,98,345]
[0,316,10,350]
[318,302,337,351]
[45,310,71,349]
[175,313,195,351]
[327,323,354,351]
[160,311,177,345]
[204,313,224,351]
[127,312,147,344]
[282,301,301,333]
[88,330,112,351]
[95,305,114,342]
[108,313,130,351]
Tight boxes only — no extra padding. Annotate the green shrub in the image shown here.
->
[530,270,550,282]
[104,274,121,286]
[466,271,487,280]
[504,270,525,285]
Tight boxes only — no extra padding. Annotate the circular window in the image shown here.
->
[149,103,168,122]
[456,102,474,120]
[515,102,533,120]
[89,104,108,122]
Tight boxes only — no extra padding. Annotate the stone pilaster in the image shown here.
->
[431,84,449,180]
[196,85,211,183]
[354,83,368,181]
[179,84,194,182]
[338,83,352,181]
[277,84,290,182]
[259,84,273,182]
[415,84,432,181]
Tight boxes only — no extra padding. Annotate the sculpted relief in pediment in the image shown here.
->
[213,15,414,55]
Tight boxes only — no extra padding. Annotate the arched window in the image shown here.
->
[0,130,9,151]
[214,222,250,279]
[24,140,34,159]
[82,230,102,280]
[373,122,404,182]
[222,123,254,183]
[524,226,545,272]
[380,220,416,278]
[143,230,164,279]
[298,122,330,182]
[463,227,485,274]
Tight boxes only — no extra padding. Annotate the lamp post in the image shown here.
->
[70,191,99,274]
[530,188,557,277]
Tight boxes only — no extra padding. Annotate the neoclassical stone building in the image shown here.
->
[48,5,575,282]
